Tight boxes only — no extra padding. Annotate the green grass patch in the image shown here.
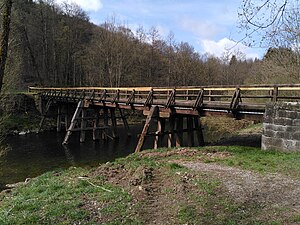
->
[177,205,198,224]
[0,167,138,224]
[2,114,41,132]
[200,146,300,178]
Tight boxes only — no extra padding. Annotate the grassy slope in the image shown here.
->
[1,146,300,224]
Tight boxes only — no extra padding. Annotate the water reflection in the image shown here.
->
[1,125,144,187]
[0,122,261,188]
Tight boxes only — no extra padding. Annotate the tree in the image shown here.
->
[0,0,13,92]
[239,0,297,48]
[239,0,300,84]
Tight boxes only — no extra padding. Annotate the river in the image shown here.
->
[0,122,261,189]
[0,125,151,189]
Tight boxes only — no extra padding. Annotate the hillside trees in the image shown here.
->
[6,0,93,89]
[1,0,260,90]
[0,0,13,92]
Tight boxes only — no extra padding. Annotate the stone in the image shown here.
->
[262,102,300,152]
[282,140,297,151]
[293,132,300,141]
[293,119,300,126]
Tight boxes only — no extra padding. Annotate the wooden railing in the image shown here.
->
[29,84,300,114]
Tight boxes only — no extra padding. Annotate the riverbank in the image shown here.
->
[1,146,300,224]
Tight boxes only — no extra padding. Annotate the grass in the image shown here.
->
[202,116,254,142]
[1,146,300,224]
[201,146,300,178]
[175,166,268,225]
[0,167,138,224]
[2,114,41,132]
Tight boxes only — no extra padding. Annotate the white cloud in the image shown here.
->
[180,18,223,39]
[55,0,103,12]
[201,38,260,59]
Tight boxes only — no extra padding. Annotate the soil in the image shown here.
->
[180,162,300,217]
[88,164,186,224]
[83,143,300,224]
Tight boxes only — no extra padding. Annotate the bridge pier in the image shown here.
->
[59,102,129,145]
[135,107,204,152]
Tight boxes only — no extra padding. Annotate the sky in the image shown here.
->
[55,0,267,59]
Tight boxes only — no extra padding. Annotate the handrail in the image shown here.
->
[28,84,300,93]
[28,84,300,114]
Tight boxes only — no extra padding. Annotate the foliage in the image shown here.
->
[0,0,259,91]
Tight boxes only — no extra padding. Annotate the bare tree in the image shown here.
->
[239,0,300,84]
[0,0,13,92]
[238,0,295,47]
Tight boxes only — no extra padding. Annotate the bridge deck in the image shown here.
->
[29,84,300,150]
[29,84,300,118]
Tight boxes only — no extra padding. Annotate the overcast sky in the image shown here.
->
[55,0,267,59]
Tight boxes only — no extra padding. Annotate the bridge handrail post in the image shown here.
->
[193,88,204,110]
[229,88,241,112]
[166,89,176,108]
[111,89,120,103]
[99,89,107,102]
[87,89,95,101]
[144,89,153,107]
[126,89,135,105]
[272,86,278,102]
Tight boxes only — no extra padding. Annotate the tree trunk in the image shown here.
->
[0,0,13,92]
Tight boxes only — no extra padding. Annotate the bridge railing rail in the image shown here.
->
[29,84,300,112]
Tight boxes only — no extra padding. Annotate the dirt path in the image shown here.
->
[180,161,300,215]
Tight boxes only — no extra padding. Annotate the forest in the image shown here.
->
[0,0,299,91]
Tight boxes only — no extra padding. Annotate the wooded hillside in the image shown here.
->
[2,0,299,90]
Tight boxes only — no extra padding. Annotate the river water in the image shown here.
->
[0,125,151,188]
[0,122,261,189]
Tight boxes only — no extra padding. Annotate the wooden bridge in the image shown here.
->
[29,84,300,152]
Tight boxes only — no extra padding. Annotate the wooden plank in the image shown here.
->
[194,116,204,146]
[64,104,70,131]
[168,116,175,148]
[272,87,278,102]
[119,108,131,136]
[56,104,62,132]
[102,108,109,141]
[29,84,300,95]
[143,109,170,118]
[63,101,84,145]
[154,118,165,149]
[93,109,100,141]
[110,108,119,139]
[38,99,52,132]
[144,127,203,136]
[135,106,158,152]
[70,126,108,132]
[160,118,166,147]
[175,116,184,147]
[187,116,194,147]
[80,108,87,143]
[154,120,161,149]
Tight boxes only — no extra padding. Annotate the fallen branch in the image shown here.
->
[78,176,113,193]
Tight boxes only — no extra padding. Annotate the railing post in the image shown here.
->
[272,86,278,102]
[166,89,175,108]
[230,88,241,112]
[208,90,212,101]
